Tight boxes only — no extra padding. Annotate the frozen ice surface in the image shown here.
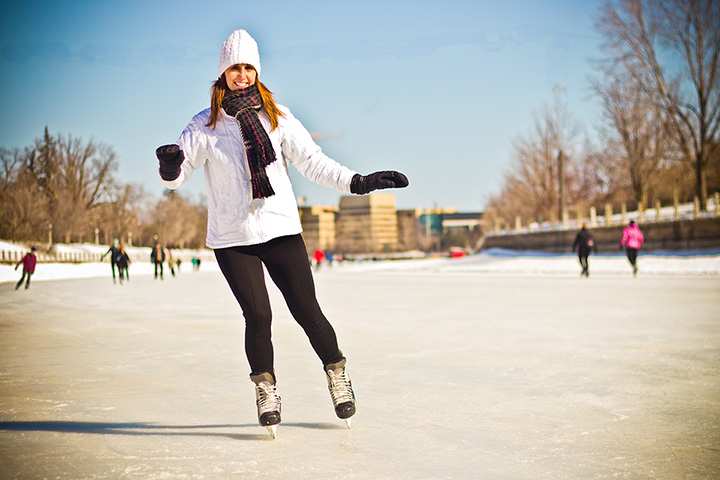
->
[0,260,719,479]
[2,250,720,285]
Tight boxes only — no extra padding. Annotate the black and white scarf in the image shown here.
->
[222,84,276,199]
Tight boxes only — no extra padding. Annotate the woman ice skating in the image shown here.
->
[572,224,597,277]
[100,239,120,284]
[154,29,409,438]
[14,246,38,290]
[620,220,645,276]
[115,242,131,284]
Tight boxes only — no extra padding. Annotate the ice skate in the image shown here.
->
[325,360,356,428]
[251,373,281,439]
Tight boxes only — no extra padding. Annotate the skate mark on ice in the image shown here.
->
[282,422,347,430]
[0,420,347,435]
[0,421,270,441]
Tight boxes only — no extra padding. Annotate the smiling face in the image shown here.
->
[224,63,257,91]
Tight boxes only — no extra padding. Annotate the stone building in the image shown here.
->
[397,209,421,251]
[335,194,398,253]
[415,209,484,251]
[298,205,337,254]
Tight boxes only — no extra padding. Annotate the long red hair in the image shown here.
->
[206,74,284,130]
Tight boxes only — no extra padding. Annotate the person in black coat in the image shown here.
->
[115,242,131,284]
[100,239,120,284]
[572,224,597,277]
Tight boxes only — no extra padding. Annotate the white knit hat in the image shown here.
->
[217,29,261,79]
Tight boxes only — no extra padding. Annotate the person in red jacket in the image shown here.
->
[313,248,325,271]
[14,246,38,290]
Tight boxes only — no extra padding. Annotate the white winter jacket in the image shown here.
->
[161,105,358,249]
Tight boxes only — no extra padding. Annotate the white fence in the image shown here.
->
[0,241,216,264]
[489,196,720,237]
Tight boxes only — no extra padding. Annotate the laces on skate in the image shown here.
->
[327,368,355,406]
[255,382,281,415]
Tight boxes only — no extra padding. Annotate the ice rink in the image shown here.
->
[1,257,719,479]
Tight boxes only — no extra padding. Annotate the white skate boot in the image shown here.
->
[325,359,356,429]
[251,372,281,439]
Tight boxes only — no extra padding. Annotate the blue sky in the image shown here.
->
[0,0,604,211]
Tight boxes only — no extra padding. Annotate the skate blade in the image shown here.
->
[267,425,278,439]
[344,418,352,429]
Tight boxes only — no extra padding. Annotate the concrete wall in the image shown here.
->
[482,217,720,252]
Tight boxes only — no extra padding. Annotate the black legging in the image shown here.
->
[15,270,32,289]
[214,234,344,380]
[154,261,164,279]
[626,248,638,267]
[118,265,129,283]
[578,253,589,274]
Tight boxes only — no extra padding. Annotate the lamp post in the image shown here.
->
[557,150,565,224]
[424,209,431,252]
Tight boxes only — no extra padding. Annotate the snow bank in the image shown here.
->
[335,251,720,276]
[0,261,221,284]
[2,249,719,284]
[0,240,30,253]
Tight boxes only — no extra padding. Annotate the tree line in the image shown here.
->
[0,128,207,248]
[485,0,719,228]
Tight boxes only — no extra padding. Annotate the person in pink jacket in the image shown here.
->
[620,220,645,276]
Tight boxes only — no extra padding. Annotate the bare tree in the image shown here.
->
[89,182,148,245]
[2,129,214,248]
[496,93,584,223]
[0,147,48,241]
[598,0,720,209]
[593,72,672,203]
[27,128,118,243]
[144,190,207,248]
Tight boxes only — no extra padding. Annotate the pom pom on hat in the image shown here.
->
[218,29,261,78]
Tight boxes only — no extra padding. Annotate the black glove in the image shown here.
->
[350,171,409,195]
[156,144,184,181]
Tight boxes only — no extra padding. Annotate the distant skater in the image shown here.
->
[115,242,131,284]
[150,242,165,280]
[572,224,596,277]
[154,29,408,437]
[166,247,176,277]
[191,256,201,271]
[313,248,325,271]
[100,239,120,284]
[620,220,645,276]
[14,246,38,290]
